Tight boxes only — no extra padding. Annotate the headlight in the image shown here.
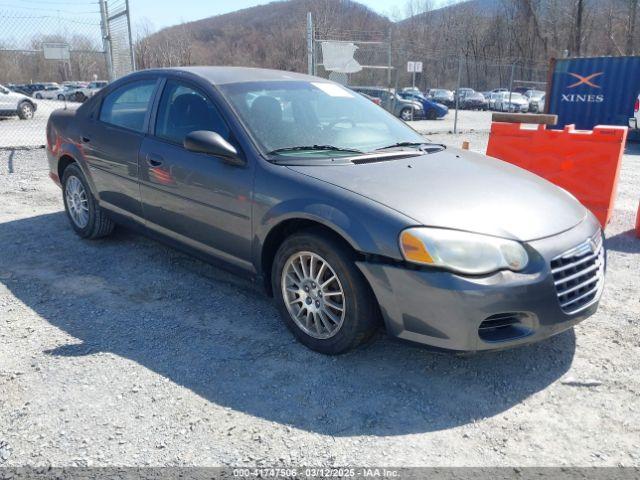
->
[399,227,529,275]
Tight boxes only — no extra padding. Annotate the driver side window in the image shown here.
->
[155,80,229,146]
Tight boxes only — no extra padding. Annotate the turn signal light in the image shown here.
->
[400,230,434,264]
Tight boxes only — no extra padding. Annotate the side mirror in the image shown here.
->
[184,130,244,166]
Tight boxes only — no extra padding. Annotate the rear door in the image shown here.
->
[138,78,254,272]
[82,78,159,220]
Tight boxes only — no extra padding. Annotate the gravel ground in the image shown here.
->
[0,140,639,468]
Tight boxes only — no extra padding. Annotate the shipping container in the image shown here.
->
[546,56,640,138]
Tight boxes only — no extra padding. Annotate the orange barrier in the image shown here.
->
[486,123,628,228]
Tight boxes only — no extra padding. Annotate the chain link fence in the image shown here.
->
[307,14,549,137]
[0,1,133,149]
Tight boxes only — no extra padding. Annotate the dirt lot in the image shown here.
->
[0,136,639,467]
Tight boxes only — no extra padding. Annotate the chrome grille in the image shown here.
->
[550,230,605,314]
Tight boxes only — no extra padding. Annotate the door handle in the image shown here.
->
[146,154,164,167]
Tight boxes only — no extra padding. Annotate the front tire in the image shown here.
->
[62,163,114,239]
[272,229,379,355]
[399,107,412,121]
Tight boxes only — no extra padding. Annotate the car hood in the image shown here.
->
[287,148,586,242]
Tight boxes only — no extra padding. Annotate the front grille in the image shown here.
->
[551,230,605,314]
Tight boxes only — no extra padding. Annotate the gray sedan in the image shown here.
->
[45,67,605,355]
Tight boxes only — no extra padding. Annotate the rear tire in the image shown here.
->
[62,163,114,239]
[272,228,379,355]
[35,93,42,99]
[17,101,34,120]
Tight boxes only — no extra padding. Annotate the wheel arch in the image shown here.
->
[56,151,99,200]
[58,154,76,182]
[260,217,363,296]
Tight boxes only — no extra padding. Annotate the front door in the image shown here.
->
[82,78,159,220]
[138,79,254,272]
[0,86,13,112]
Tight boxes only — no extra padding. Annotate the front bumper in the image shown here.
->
[357,217,604,352]
[629,117,638,130]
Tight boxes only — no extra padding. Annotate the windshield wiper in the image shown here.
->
[376,141,429,151]
[375,142,446,153]
[267,145,364,155]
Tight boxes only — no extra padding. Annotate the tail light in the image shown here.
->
[635,97,639,113]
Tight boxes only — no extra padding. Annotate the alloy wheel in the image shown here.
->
[65,176,89,228]
[21,104,33,119]
[281,251,346,339]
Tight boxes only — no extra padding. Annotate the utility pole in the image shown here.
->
[307,12,313,76]
[98,0,114,81]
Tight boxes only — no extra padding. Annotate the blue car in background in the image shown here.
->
[399,91,448,120]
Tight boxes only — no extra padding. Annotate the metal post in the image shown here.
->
[125,0,136,71]
[99,0,114,81]
[453,56,462,134]
[508,63,515,109]
[307,12,313,76]
[387,29,392,88]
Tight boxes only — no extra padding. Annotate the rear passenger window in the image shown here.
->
[155,80,229,145]
[99,80,156,132]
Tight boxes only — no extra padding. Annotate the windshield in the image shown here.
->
[507,93,526,101]
[219,81,426,158]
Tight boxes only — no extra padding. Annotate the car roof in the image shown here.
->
[151,66,319,85]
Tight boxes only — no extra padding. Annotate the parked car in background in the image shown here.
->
[32,83,62,99]
[0,83,37,119]
[460,91,488,110]
[59,83,89,101]
[357,91,381,106]
[46,66,605,355]
[72,80,108,102]
[525,90,546,113]
[351,86,423,120]
[485,92,499,110]
[494,92,529,112]
[398,91,448,119]
[7,84,30,96]
[401,87,422,96]
[454,87,475,104]
[629,93,639,131]
[428,88,454,106]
